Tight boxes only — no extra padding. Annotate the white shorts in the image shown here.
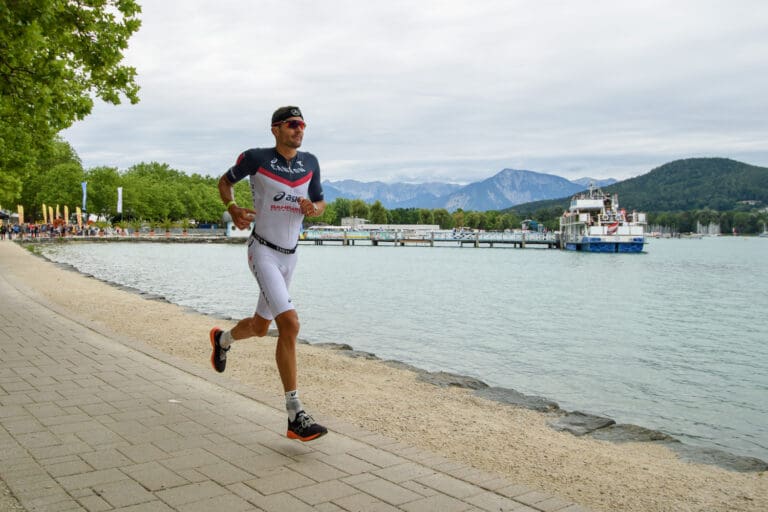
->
[247,239,298,320]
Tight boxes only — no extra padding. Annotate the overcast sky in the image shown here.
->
[62,0,768,184]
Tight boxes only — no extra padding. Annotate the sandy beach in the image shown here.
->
[1,240,765,512]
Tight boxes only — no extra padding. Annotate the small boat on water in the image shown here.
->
[559,184,646,253]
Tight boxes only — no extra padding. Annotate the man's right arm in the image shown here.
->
[218,174,255,230]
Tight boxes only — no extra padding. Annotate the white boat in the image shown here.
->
[559,184,646,253]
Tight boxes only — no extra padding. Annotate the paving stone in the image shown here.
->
[122,461,188,491]
[45,458,94,477]
[322,453,378,474]
[78,494,112,512]
[118,443,171,464]
[289,480,358,505]
[107,500,174,511]
[401,493,474,512]
[244,467,315,495]
[156,481,230,507]
[349,476,423,506]
[373,461,436,483]
[196,460,255,485]
[81,448,134,469]
[348,446,407,468]
[56,468,128,491]
[466,490,532,511]
[286,459,349,482]
[176,492,255,512]
[248,491,316,512]
[157,447,219,471]
[92,480,155,508]
[416,472,484,499]
[333,492,402,512]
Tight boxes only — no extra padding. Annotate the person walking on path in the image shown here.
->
[210,106,328,442]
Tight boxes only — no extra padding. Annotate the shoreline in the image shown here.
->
[3,240,767,511]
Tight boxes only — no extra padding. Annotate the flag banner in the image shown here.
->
[56,204,60,219]
[607,221,619,235]
[64,206,69,223]
[48,206,54,223]
[42,203,48,224]
[81,182,87,211]
[117,187,123,213]
[76,207,82,228]
[17,205,24,225]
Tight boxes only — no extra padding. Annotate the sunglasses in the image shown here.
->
[272,119,306,130]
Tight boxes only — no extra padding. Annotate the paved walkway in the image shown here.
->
[0,259,590,512]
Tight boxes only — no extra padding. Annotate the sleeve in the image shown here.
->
[225,150,256,184]
[307,155,324,202]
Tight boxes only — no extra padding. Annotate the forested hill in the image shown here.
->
[509,158,768,215]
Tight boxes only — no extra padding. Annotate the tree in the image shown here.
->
[349,199,369,220]
[0,0,141,202]
[418,208,434,225]
[84,166,121,217]
[32,163,85,220]
[452,209,465,228]
[333,198,352,220]
[369,201,387,224]
[432,209,453,229]
[18,138,83,220]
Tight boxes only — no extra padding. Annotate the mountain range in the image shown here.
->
[322,171,617,212]
[508,158,768,215]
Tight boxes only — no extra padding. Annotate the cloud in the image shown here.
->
[62,0,768,183]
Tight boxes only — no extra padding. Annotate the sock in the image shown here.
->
[219,330,234,349]
[285,390,303,422]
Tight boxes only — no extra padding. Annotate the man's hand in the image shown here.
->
[298,197,318,217]
[230,205,256,230]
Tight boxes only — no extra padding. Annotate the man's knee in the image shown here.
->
[275,310,300,338]
[247,316,270,337]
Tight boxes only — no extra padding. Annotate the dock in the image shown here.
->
[301,229,560,249]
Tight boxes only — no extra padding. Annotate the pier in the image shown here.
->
[301,229,560,249]
[12,228,561,249]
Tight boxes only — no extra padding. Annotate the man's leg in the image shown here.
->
[231,314,271,340]
[273,309,299,392]
[209,314,271,373]
[274,310,327,442]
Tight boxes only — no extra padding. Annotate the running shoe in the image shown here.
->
[209,327,230,373]
[287,411,328,442]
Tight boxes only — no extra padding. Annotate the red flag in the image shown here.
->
[607,221,619,235]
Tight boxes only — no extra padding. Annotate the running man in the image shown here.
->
[210,106,328,442]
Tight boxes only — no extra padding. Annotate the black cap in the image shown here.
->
[271,106,303,124]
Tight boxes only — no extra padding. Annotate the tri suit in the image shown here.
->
[225,147,324,320]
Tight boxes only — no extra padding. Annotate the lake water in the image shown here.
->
[39,237,768,462]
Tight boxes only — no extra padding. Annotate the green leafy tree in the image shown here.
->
[349,199,369,220]
[432,208,453,229]
[315,201,338,225]
[390,208,419,224]
[84,166,121,217]
[32,163,85,219]
[732,212,751,234]
[464,211,482,229]
[333,198,352,220]
[369,200,387,224]
[1,0,141,202]
[452,209,465,228]
[18,138,84,220]
[417,208,434,225]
